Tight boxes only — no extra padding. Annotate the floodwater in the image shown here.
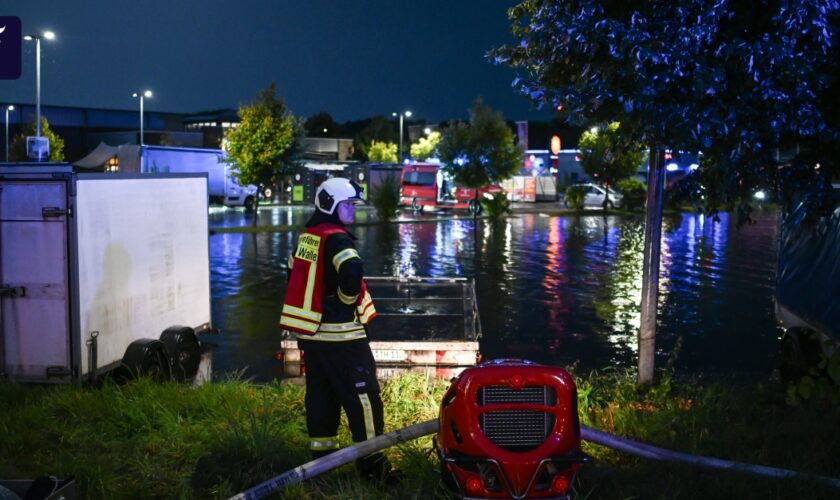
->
[208,205,783,382]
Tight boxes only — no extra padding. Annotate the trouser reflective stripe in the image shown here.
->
[309,436,340,451]
[358,393,376,440]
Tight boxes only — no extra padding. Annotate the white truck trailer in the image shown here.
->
[139,145,258,211]
[0,165,212,383]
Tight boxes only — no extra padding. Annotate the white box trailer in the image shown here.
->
[140,145,258,210]
[0,165,212,383]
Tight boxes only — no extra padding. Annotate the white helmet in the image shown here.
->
[315,177,365,214]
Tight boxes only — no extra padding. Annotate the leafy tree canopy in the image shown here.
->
[438,98,523,188]
[367,140,398,163]
[223,82,303,191]
[305,111,340,138]
[354,115,398,160]
[409,131,441,161]
[11,116,65,162]
[492,0,840,216]
[578,122,647,192]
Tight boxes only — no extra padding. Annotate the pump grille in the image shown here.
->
[477,386,556,452]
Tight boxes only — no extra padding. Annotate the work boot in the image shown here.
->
[357,452,402,487]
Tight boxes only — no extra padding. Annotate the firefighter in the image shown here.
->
[280,177,394,483]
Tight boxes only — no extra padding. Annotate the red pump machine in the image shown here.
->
[435,359,590,499]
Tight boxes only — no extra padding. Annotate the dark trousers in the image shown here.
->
[302,340,385,455]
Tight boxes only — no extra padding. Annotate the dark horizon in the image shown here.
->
[0,1,554,124]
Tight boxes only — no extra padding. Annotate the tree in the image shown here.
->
[224,83,302,225]
[493,0,838,214]
[354,115,398,160]
[409,131,441,161]
[10,116,65,162]
[438,98,522,189]
[492,0,839,385]
[305,111,340,138]
[367,140,398,163]
[578,122,647,209]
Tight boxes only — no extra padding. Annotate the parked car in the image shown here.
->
[565,183,623,208]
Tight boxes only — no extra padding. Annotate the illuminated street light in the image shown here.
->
[132,90,153,145]
[23,31,55,139]
[5,105,14,163]
[392,110,412,162]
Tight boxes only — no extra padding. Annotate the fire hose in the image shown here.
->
[229,419,840,499]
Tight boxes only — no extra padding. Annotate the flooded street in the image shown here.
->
[209,206,782,382]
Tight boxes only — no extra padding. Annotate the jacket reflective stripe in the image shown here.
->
[282,304,322,322]
[332,248,359,271]
[337,287,358,305]
[298,329,367,341]
[318,322,367,332]
[357,290,376,324]
[280,315,319,333]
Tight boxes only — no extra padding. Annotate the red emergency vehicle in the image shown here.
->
[399,163,504,214]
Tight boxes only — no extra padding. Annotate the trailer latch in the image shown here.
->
[0,286,25,298]
[42,206,69,218]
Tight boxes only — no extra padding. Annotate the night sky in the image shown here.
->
[1,0,549,123]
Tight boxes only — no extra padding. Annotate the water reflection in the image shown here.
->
[210,207,783,382]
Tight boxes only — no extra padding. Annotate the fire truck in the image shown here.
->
[399,163,504,215]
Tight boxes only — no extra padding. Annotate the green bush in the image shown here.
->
[370,174,401,222]
[564,184,588,210]
[480,191,511,218]
[616,178,647,211]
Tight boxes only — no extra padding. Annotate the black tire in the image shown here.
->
[468,199,482,215]
[121,339,172,382]
[160,326,202,382]
[244,196,256,212]
[780,329,822,382]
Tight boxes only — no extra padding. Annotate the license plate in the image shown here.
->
[372,349,406,362]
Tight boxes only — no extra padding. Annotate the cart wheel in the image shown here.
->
[780,328,821,382]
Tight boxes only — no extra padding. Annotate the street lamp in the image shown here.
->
[392,110,412,162]
[132,90,153,145]
[23,31,55,138]
[5,105,14,163]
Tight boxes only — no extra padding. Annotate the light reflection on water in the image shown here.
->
[209,207,782,382]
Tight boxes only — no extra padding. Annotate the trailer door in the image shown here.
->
[0,180,71,381]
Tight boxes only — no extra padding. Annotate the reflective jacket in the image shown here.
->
[280,223,376,341]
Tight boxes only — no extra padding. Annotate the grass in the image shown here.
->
[1,370,838,499]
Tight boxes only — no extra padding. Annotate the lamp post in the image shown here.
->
[5,105,13,163]
[132,90,153,145]
[23,31,55,138]
[391,110,412,162]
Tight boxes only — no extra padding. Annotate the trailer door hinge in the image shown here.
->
[0,286,25,298]
[42,206,70,218]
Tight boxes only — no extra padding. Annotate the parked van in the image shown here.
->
[400,163,440,210]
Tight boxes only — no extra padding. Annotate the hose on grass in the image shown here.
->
[229,419,840,499]
[228,419,437,500]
